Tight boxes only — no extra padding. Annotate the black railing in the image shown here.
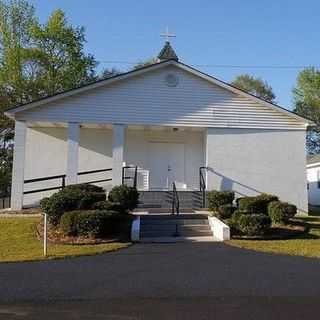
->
[24,168,112,195]
[172,182,180,237]
[172,182,180,215]
[122,166,138,189]
[199,166,207,208]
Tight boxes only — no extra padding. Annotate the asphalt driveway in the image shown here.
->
[0,242,320,319]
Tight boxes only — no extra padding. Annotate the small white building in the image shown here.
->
[5,43,311,212]
[307,154,320,206]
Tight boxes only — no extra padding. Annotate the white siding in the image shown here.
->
[206,128,308,212]
[17,65,305,130]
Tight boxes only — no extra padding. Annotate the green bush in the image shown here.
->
[60,211,79,236]
[207,190,235,211]
[78,192,106,210]
[40,184,106,225]
[215,204,235,219]
[237,214,271,236]
[108,185,139,211]
[60,210,132,238]
[93,200,127,214]
[268,201,297,225]
[238,193,278,215]
[229,209,245,228]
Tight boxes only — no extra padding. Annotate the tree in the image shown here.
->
[133,57,157,70]
[0,1,99,197]
[231,74,276,102]
[293,67,320,154]
[29,9,97,96]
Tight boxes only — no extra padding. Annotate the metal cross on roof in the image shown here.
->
[160,27,176,42]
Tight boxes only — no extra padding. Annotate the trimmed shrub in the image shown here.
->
[40,184,106,225]
[207,190,235,211]
[215,204,235,219]
[257,193,278,204]
[64,184,104,193]
[237,214,271,236]
[93,200,127,214]
[229,209,245,229]
[60,210,133,238]
[268,201,297,225]
[78,192,106,210]
[108,185,139,211]
[238,193,278,215]
[60,211,79,236]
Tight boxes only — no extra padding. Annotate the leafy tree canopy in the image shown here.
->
[293,67,320,153]
[231,74,276,102]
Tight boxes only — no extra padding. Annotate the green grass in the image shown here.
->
[0,217,130,263]
[227,215,320,258]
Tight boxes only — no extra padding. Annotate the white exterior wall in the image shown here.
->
[23,127,113,207]
[125,128,204,190]
[307,165,320,206]
[22,126,203,206]
[16,65,306,130]
[206,128,308,212]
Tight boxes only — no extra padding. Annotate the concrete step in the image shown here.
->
[140,219,209,226]
[138,191,206,210]
[141,229,213,238]
[140,224,211,231]
[139,236,218,243]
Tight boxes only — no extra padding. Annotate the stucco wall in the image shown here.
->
[206,128,308,212]
[23,127,113,207]
[22,126,204,206]
[125,129,204,190]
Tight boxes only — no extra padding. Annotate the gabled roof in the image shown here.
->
[4,59,313,126]
[157,41,179,61]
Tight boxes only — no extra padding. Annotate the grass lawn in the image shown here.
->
[227,214,320,258]
[0,217,130,263]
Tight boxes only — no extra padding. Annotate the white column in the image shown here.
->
[112,124,125,186]
[11,121,27,210]
[204,128,210,188]
[66,122,80,185]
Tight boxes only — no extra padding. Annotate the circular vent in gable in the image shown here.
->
[164,73,179,87]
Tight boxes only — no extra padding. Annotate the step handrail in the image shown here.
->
[122,165,138,189]
[199,166,207,208]
[172,182,180,215]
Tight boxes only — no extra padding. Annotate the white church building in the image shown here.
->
[5,42,311,212]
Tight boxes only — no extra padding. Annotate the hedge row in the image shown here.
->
[40,184,139,226]
[207,190,297,236]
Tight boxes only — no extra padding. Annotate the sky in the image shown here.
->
[28,0,320,110]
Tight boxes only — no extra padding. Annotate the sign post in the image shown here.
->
[43,212,47,257]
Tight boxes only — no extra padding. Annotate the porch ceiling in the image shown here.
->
[26,121,205,132]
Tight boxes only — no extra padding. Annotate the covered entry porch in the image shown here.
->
[11,122,207,209]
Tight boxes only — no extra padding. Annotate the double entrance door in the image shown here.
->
[148,142,185,190]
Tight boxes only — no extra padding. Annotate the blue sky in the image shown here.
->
[29,0,320,110]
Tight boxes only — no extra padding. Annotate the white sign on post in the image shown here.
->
[43,212,47,257]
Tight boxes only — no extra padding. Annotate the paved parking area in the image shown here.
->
[1,242,319,319]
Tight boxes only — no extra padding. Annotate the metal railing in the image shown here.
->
[23,168,112,195]
[122,166,138,189]
[199,166,207,208]
[172,181,180,215]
